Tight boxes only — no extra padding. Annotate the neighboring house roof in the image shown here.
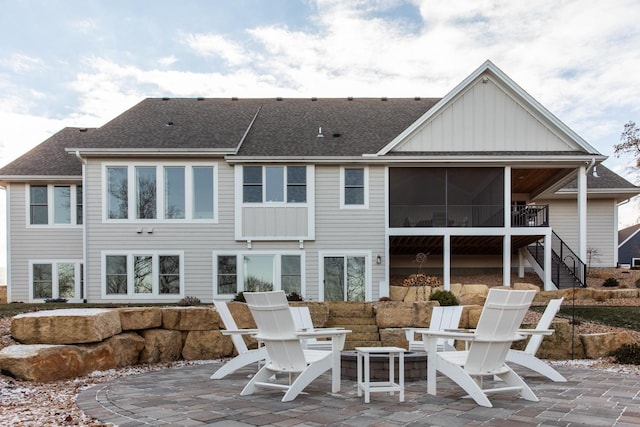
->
[0,127,93,180]
[551,163,640,200]
[619,223,640,247]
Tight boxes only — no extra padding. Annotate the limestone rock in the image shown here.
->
[466,306,483,329]
[106,332,146,367]
[0,344,85,382]
[225,302,256,329]
[379,328,409,349]
[449,283,463,297]
[138,329,183,363]
[580,331,637,359]
[375,301,436,328]
[182,330,234,360]
[458,293,487,306]
[161,307,218,331]
[513,283,540,291]
[389,285,408,302]
[11,309,122,344]
[118,307,162,330]
[460,284,489,297]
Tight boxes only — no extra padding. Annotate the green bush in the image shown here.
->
[429,290,459,306]
[610,343,640,365]
[233,292,246,303]
[286,292,304,301]
[602,277,620,287]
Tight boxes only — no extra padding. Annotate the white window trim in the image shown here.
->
[25,184,82,228]
[632,258,640,268]
[101,250,184,299]
[340,166,369,209]
[102,161,218,223]
[212,250,305,299]
[28,259,83,302]
[318,250,372,301]
[241,165,310,207]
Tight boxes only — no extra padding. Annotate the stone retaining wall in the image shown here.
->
[0,286,638,382]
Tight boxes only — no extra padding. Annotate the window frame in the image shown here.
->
[318,250,372,302]
[101,251,184,299]
[242,165,308,206]
[340,166,369,209]
[102,162,218,223]
[212,251,305,298]
[26,184,83,227]
[28,260,83,302]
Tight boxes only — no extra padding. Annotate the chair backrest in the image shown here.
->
[244,291,308,372]
[465,289,536,374]
[290,306,314,331]
[429,305,464,348]
[213,299,249,354]
[523,297,564,355]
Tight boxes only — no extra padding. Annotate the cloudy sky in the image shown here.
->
[1,0,639,275]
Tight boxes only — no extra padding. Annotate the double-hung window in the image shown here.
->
[214,252,303,297]
[28,184,83,226]
[341,167,368,208]
[105,163,216,221]
[242,166,307,204]
[104,252,183,298]
[30,261,82,301]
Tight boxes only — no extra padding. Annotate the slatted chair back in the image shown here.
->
[213,299,248,354]
[464,289,536,375]
[243,291,308,373]
[523,297,564,355]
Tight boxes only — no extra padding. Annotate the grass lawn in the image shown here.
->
[555,306,640,331]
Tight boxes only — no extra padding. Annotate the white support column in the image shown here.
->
[443,234,451,291]
[518,249,525,278]
[544,230,553,290]
[503,235,511,286]
[577,165,587,261]
[503,166,512,287]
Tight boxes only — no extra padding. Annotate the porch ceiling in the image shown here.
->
[511,168,574,195]
[389,235,543,256]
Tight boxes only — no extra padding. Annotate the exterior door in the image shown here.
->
[323,255,366,301]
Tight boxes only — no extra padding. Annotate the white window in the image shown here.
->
[103,162,217,222]
[103,252,183,298]
[27,184,83,226]
[632,258,640,268]
[242,166,307,204]
[340,167,368,208]
[320,251,371,301]
[29,260,82,301]
[213,252,303,297]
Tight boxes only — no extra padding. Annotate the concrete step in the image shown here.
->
[327,317,377,326]
[345,332,380,342]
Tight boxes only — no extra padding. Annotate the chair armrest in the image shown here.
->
[516,329,554,336]
[220,329,259,336]
[403,327,418,341]
[416,329,476,341]
[296,329,351,339]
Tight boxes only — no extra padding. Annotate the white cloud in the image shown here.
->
[69,18,98,34]
[1,54,43,73]
[158,55,178,67]
[182,33,250,66]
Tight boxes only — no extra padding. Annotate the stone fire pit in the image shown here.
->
[341,350,427,381]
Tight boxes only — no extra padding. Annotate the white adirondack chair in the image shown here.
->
[404,305,464,352]
[507,297,567,382]
[210,299,269,380]
[240,291,351,402]
[417,289,538,407]
[290,306,333,350]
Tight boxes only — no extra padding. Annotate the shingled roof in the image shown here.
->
[562,163,638,190]
[0,127,93,178]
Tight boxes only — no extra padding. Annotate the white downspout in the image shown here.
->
[75,151,88,302]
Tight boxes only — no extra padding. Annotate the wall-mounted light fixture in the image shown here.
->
[376,255,382,264]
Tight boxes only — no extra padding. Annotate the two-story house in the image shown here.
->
[1,60,638,303]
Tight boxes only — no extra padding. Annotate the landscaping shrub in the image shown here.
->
[286,292,303,301]
[610,343,640,365]
[233,292,246,303]
[429,289,459,306]
[44,298,68,303]
[602,277,620,287]
[177,296,201,306]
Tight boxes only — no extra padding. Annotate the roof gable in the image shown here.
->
[619,223,640,247]
[378,60,601,156]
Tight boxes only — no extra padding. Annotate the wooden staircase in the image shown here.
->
[325,302,380,350]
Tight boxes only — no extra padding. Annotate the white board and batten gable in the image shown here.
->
[377,60,599,156]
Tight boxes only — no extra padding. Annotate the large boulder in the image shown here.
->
[225,302,256,329]
[106,332,146,367]
[138,329,183,363]
[118,307,162,330]
[580,331,637,359]
[375,301,436,328]
[389,285,408,302]
[0,344,85,382]
[161,307,218,331]
[379,328,409,349]
[181,330,233,360]
[11,309,122,344]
